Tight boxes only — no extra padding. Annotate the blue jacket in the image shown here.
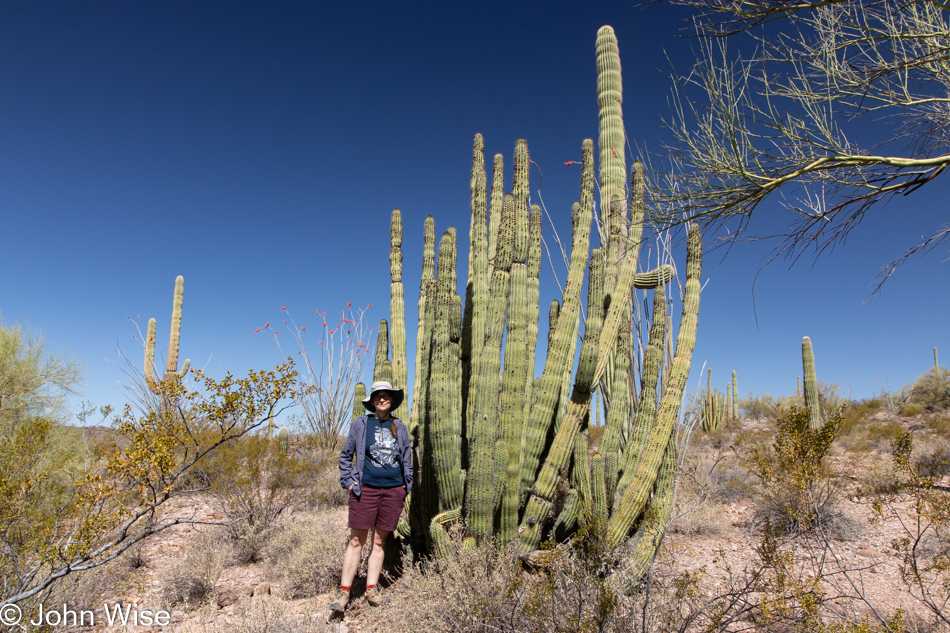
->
[339,414,413,495]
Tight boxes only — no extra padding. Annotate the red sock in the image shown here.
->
[366,584,375,591]
[341,586,350,592]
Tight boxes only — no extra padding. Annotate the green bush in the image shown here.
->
[907,367,950,411]
[201,432,337,527]
[752,407,851,536]
[838,398,885,436]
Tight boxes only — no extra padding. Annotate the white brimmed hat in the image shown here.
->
[362,380,405,412]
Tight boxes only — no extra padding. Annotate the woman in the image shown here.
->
[329,380,412,612]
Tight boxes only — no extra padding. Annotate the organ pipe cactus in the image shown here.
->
[732,369,739,421]
[390,210,408,392]
[390,25,701,570]
[145,275,190,394]
[802,336,822,430]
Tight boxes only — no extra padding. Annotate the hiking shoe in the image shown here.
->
[327,589,350,612]
[365,586,384,607]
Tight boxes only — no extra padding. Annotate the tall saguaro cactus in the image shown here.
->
[802,336,822,430]
[145,275,190,395]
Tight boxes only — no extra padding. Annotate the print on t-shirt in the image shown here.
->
[369,425,398,467]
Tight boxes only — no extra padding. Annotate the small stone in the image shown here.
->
[170,610,185,623]
[253,582,271,597]
[856,548,879,558]
[217,589,242,608]
[212,510,225,520]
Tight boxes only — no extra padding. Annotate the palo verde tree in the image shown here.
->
[0,279,304,611]
[659,0,950,291]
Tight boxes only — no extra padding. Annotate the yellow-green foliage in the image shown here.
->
[837,398,885,436]
[753,406,844,535]
[908,367,950,411]
[2,358,301,607]
[201,432,335,526]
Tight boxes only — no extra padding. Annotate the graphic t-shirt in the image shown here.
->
[362,416,404,488]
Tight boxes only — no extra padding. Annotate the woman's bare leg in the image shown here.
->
[365,528,390,588]
[341,528,368,587]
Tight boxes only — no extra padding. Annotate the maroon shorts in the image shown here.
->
[348,485,407,532]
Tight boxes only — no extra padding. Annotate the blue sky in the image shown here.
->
[2,1,947,420]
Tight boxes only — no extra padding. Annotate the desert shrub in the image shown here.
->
[266,512,347,598]
[865,430,950,630]
[227,524,270,566]
[375,522,639,633]
[176,598,319,633]
[741,391,778,420]
[708,457,757,503]
[865,419,905,450]
[914,438,950,479]
[927,413,950,437]
[201,432,336,527]
[164,531,227,606]
[908,368,950,412]
[752,407,853,537]
[838,398,885,436]
[900,403,926,417]
[670,498,730,535]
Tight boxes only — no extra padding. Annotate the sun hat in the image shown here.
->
[362,380,405,413]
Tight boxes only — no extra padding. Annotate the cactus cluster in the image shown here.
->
[701,369,726,432]
[364,26,703,571]
[144,275,191,404]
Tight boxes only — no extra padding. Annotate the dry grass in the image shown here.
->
[164,531,227,606]
[176,598,322,633]
[265,510,348,599]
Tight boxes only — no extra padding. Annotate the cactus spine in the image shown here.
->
[145,275,191,394]
[802,336,822,430]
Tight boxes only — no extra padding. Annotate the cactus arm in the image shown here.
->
[732,370,739,421]
[616,285,666,493]
[498,262,528,541]
[572,431,592,515]
[145,276,189,395]
[519,140,594,496]
[463,135,489,453]
[409,217,436,438]
[553,489,579,540]
[468,195,515,541]
[165,275,185,376]
[633,265,675,289]
[591,452,608,524]
[278,427,289,455]
[606,223,701,548]
[596,25,627,294]
[145,318,158,393]
[802,336,822,429]
[429,231,464,511]
[627,432,676,576]
[390,210,408,393]
[352,383,366,423]
[493,439,508,516]
[487,154,505,263]
[519,240,620,552]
